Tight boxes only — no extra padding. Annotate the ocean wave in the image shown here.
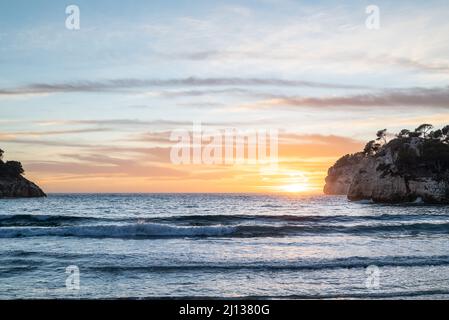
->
[118,290,449,299]
[260,204,283,208]
[2,253,449,274]
[1,213,448,228]
[78,255,449,273]
[0,223,236,239]
[0,214,97,227]
[352,199,374,204]
[164,213,449,224]
[241,289,449,299]
[1,220,449,239]
[235,222,449,237]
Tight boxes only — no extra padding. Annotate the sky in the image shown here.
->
[1,0,449,193]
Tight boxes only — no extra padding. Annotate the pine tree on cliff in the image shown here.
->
[397,129,410,138]
[0,149,25,177]
[363,140,381,155]
[376,129,387,144]
[415,124,433,138]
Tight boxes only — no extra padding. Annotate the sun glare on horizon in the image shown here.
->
[279,183,310,193]
[272,170,312,193]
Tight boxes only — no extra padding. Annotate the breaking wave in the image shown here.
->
[0,223,237,238]
[1,221,449,239]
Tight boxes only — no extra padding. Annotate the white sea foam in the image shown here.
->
[352,199,374,204]
[413,197,424,204]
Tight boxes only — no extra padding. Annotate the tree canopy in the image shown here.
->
[0,149,25,177]
[376,129,387,144]
[364,124,449,157]
[414,124,434,137]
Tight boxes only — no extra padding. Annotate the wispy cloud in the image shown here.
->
[241,86,449,109]
[34,119,270,128]
[35,119,193,127]
[0,77,369,97]
[26,160,184,178]
[0,138,92,148]
[152,88,255,98]
[0,128,111,137]
[384,56,449,74]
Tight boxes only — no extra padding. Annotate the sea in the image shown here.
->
[0,193,449,299]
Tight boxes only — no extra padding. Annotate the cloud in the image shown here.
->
[26,160,184,178]
[0,138,92,148]
[176,102,225,108]
[0,77,369,97]
[278,133,364,158]
[242,86,449,109]
[162,50,449,74]
[35,119,194,127]
[153,88,254,98]
[0,128,111,137]
[386,56,449,74]
[132,130,364,159]
[34,118,269,129]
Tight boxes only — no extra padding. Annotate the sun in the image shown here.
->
[259,169,312,194]
[275,171,311,193]
[279,183,309,193]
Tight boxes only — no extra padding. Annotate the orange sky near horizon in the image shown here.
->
[14,132,364,194]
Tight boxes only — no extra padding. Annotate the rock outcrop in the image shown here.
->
[0,176,46,198]
[324,125,449,204]
[0,149,46,198]
[324,153,365,195]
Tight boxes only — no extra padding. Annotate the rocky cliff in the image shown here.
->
[324,125,449,204]
[0,149,46,198]
[323,152,365,195]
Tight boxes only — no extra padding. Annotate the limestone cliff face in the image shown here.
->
[347,138,449,203]
[323,153,365,195]
[325,134,449,204]
[0,176,46,198]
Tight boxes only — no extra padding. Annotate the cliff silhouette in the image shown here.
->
[0,148,46,198]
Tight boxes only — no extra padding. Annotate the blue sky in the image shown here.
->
[1,0,449,192]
